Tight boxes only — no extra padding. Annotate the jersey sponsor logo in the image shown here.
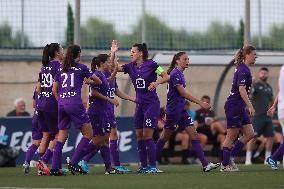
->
[136,78,146,89]
[60,91,77,99]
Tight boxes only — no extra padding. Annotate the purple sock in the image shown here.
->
[222,147,231,166]
[51,141,64,171]
[156,139,166,161]
[272,143,284,160]
[100,145,112,170]
[145,139,156,167]
[70,137,90,165]
[40,149,53,163]
[137,140,147,167]
[110,139,120,166]
[230,140,245,158]
[82,143,99,162]
[191,140,208,167]
[25,144,38,164]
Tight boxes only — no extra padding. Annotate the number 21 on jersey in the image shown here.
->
[61,73,74,88]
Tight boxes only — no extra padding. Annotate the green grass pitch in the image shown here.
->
[0,164,283,189]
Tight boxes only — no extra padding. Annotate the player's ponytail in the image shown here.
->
[63,45,81,72]
[234,45,256,66]
[42,44,50,67]
[91,54,109,72]
[42,43,61,67]
[167,52,186,74]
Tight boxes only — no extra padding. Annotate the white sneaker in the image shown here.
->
[245,161,252,165]
[230,159,240,171]
[203,162,221,172]
[220,164,240,172]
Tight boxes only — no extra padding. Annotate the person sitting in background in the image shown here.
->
[195,95,226,150]
[6,98,30,117]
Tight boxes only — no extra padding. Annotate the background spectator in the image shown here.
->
[6,98,30,117]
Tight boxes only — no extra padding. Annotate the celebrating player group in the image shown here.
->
[22,40,284,176]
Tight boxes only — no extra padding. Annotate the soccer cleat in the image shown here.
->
[78,160,89,173]
[203,162,221,172]
[220,164,239,172]
[136,166,148,174]
[37,170,47,176]
[50,169,66,176]
[105,167,123,175]
[266,156,278,170]
[23,161,30,174]
[245,161,252,165]
[146,166,164,173]
[230,159,240,171]
[115,166,131,173]
[36,160,50,175]
[68,163,88,175]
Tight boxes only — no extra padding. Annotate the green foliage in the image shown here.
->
[80,17,117,49]
[65,3,74,46]
[0,23,30,48]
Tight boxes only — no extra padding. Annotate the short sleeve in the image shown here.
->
[237,71,247,86]
[121,63,130,74]
[171,73,183,87]
[152,60,159,71]
[82,65,93,79]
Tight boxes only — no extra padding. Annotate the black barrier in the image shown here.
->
[0,117,138,165]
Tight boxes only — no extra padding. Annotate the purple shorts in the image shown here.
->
[38,110,59,137]
[89,111,111,136]
[31,111,43,140]
[224,101,251,129]
[58,104,90,130]
[107,110,117,129]
[134,101,160,130]
[164,109,194,130]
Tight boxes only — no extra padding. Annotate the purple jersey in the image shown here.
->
[89,70,110,112]
[38,60,60,112]
[166,68,186,113]
[226,63,252,107]
[54,63,92,105]
[104,71,118,112]
[122,59,159,104]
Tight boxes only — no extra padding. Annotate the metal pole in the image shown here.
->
[244,0,251,45]
[21,0,25,47]
[74,0,81,45]
[258,0,262,48]
[141,0,146,43]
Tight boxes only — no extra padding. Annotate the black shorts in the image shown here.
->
[252,115,274,137]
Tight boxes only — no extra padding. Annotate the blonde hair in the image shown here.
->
[234,45,256,65]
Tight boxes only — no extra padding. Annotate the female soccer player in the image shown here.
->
[48,45,101,176]
[116,42,169,173]
[266,64,284,170]
[221,45,257,172]
[155,52,220,172]
[23,89,45,174]
[35,43,64,172]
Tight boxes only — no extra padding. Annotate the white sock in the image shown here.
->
[245,151,252,163]
[264,151,271,164]
[253,151,260,158]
